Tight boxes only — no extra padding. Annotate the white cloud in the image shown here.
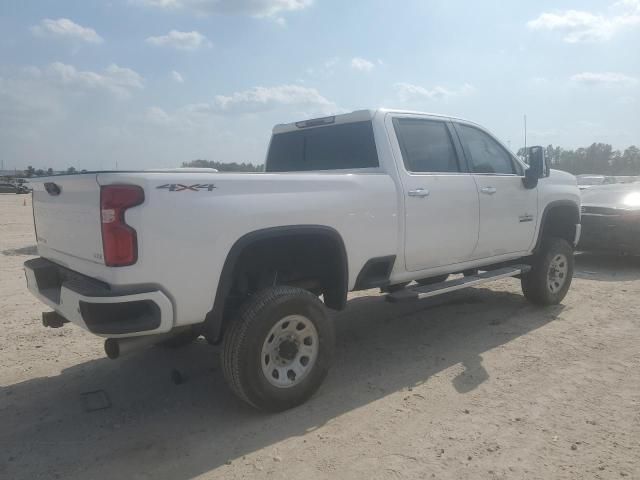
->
[395,82,475,102]
[145,106,172,124]
[46,62,144,97]
[571,72,638,87]
[146,30,210,50]
[149,85,337,118]
[212,84,336,114]
[135,0,312,17]
[30,18,103,44]
[527,1,640,43]
[0,72,58,132]
[529,76,550,87]
[350,57,375,72]
[0,63,144,162]
[171,70,185,83]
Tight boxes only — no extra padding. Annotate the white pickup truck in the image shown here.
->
[24,109,581,411]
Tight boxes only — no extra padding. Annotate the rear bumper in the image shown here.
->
[24,258,174,337]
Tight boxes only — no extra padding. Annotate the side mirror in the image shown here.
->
[523,146,546,189]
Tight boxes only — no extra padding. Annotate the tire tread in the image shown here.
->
[521,237,574,305]
[222,286,330,410]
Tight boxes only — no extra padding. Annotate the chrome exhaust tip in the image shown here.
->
[104,332,177,359]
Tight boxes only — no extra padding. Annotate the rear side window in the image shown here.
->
[393,118,460,173]
[266,121,379,172]
[456,124,515,175]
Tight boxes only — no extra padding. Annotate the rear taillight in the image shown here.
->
[100,185,144,267]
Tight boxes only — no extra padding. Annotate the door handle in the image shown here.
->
[480,186,497,195]
[408,188,430,198]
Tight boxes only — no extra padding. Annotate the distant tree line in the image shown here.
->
[182,159,264,172]
[518,144,640,176]
[14,144,640,177]
[21,166,83,177]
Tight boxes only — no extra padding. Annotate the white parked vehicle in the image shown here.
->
[24,109,581,411]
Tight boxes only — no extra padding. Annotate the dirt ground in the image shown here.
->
[1,193,639,480]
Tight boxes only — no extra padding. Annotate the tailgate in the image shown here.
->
[32,174,104,265]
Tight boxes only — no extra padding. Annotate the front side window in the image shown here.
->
[393,118,460,173]
[457,124,515,175]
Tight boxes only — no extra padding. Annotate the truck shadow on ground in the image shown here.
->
[1,285,563,480]
[574,252,640,282]
[1,245,37,256]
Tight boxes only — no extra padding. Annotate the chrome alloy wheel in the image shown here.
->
[261,314,319,388]
[547,253,569,293]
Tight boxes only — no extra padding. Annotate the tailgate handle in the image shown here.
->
[44,182,61,196]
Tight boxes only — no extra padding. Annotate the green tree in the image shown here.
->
[25,165,35,177]
[67,166,77,174]
[583,143,612,174]
[47,168,54,175]
[619,146,640,175]
[181,159,264,172]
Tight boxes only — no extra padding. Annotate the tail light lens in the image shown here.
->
[100,185,144,267]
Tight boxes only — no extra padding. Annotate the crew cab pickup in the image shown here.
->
[25,109,581,411]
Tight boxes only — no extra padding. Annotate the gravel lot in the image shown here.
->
[1,193,639,479]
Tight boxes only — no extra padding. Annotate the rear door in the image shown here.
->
[453,122,538,258]
[389,115,480,271]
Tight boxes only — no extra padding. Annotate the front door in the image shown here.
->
[454,122,538,258]
[390,115,480,271]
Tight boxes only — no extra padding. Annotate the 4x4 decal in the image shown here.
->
[156,183,216,192]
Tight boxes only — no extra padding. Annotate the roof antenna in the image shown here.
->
[523,114,527,159]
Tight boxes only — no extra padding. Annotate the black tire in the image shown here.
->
[416,274,449,286]
[222,286,334,412]
[521,237,574,305]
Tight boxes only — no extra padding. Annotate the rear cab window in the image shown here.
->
[265,121,379,172]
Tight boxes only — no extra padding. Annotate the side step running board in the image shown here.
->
[386,265,531,303]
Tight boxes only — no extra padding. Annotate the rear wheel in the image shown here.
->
[222,286,334,411]
[521,237,574,305]
[416,274,449,286]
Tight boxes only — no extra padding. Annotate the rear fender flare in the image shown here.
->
[203,225,348,343]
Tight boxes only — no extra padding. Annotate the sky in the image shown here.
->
[1,0,639,171]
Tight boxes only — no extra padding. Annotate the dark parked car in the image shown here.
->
[0,183,30,194]
[579,183,640,255]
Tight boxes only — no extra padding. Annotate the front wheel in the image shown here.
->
[222,286,334,411]
[521,237,574,305]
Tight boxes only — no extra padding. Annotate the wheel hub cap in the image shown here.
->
[277,339,298,362]
[261,314,319,388]
[547,254,568,294]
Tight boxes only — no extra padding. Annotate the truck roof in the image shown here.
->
[272,108,471,134]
